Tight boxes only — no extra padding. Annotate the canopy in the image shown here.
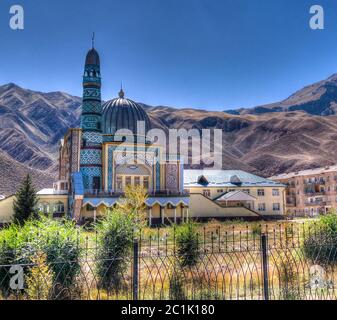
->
[82,197,189,208]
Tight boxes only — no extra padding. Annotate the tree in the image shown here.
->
[118,184,148,230]
[13,174,39,224]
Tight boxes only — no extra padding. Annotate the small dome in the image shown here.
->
[85,48,100,66]
[102,90,151,135]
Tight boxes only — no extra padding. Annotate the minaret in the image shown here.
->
[80,35,103,191]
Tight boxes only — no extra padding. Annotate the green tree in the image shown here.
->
[13,174,39,224]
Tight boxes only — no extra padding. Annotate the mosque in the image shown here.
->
[0,45,286,225]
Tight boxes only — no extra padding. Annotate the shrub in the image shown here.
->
[26,251,54,300]
[169,267,186,300]
[0,217,81,298]
[278,251,301,300]
[175,221,200,268]
[303,214,337,265]
[251,223,262,236]
[95,208,134,292]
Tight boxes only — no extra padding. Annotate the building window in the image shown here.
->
[272,189,280,196]
[143,177,149,190]
[258,203,266,211]
[242,189,250,195]
[54,202,65,213]
[203,190,211,198]
[116,176,123,191]
[257,189,265,196]
[134,176,140,186]
[217,189,224,193]
[86,204,95,211]
[273,203,280,211]
[125,176,132,186]
[39,203,49,214]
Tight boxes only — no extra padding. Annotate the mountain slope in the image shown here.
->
[2,78,337,196]
[228,74,337,116]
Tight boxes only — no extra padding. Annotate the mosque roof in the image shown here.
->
[102,88,151,135]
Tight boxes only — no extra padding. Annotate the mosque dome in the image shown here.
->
[85,48,100,65]
[102,89,151,135]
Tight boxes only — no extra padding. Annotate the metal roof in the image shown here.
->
[184,169,284,187]
[102,92,151,135]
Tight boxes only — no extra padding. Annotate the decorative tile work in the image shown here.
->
[82,100,102,114]
[83,131,102,145]
[80,167,102,189]
[166,164,179,190]
[80,149,102,165]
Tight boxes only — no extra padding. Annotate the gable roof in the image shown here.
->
[215,190,256,202]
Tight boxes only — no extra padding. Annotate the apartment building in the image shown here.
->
[270,165,337,216]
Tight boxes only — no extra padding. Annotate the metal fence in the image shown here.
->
[0,223,337,300]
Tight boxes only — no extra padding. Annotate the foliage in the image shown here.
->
[0,217,81,298]
[95,208,135,291]
[278,251,301,300]
[175,221,200,268]
[169,266,186,300]
[251,223,262,236]
[117,184,148,231]
[26,251,54,300]
[13,174,39,225]
[303,213,337,265]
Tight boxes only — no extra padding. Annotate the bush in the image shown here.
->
[169,268,186,300]
[95,208,134,292]
[278,251,301,300]
[26,251,54,300]
[251,223,262,236]
[0,217,82,298]
[175,221,200,268]
[303,214,337,265]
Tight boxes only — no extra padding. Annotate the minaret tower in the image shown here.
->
[80,35,103,191]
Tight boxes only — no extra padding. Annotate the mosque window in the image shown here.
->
[143,177,149,190]
[82,138,87,148]
[93,177,100,190]
[134,177,140,186]
[116,176,123,191]
[125,176,132,186]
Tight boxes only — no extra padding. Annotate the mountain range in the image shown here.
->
[2,74,337,196]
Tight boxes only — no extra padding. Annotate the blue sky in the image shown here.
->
[1,0,337,111]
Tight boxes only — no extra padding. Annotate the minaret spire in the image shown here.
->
[92,32,95,49]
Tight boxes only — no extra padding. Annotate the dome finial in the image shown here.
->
[119,82,125,98]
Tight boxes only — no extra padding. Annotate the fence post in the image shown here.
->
[133,239,139,300]
[261,233,269,300]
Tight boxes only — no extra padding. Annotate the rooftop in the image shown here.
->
[37,189,68,195]
[184,170,284,187]
[270,165,337,180]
